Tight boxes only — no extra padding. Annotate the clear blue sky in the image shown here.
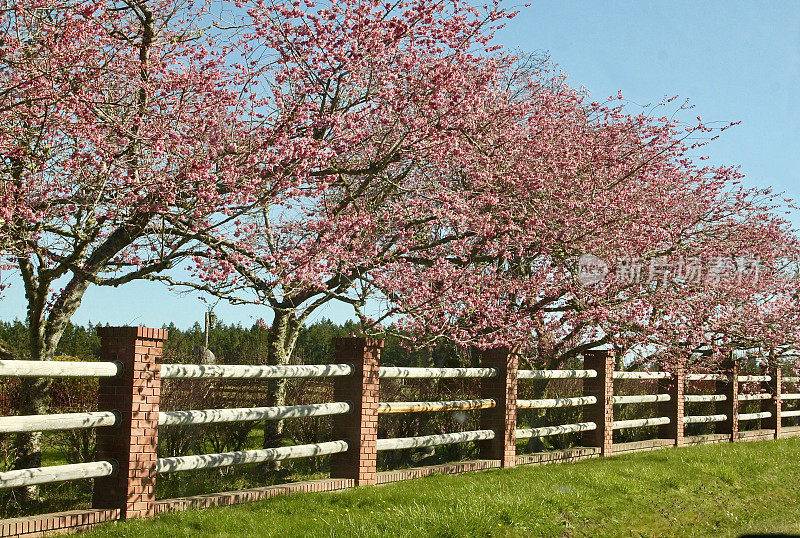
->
[1,0,797,329]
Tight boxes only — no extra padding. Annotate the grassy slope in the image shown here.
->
[87,438,800,537]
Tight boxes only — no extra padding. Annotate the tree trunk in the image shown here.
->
[261,310,301,474]
[12,271,89,505]
[11,342,53,505]
[261,376,288,471]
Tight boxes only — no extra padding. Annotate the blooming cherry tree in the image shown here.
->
[0,0,258,489]
[2,0,798,479]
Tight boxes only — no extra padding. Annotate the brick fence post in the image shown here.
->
[330,337,382,486]
[761,365,781,439]
[93,326,166,519]
[658,356,685,446]
[715,355,738,442]
[582,349,614,455]
[479,347,518,467]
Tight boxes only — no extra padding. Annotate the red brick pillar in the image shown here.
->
[658,357,685,446]
[479,347,518,467]
[761,366,781,439]
[93,326,166,519]
[330,337,382,486]
[582,350,614,455]
[715,357,738,442]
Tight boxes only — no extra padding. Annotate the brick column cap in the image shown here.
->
[97,326,169,340]
[331,336,385,349]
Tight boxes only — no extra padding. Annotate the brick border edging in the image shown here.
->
[152,478,355,514]
[736,429,777,442]
[377,460,499,485]
[515,447,600,466]
[612,438,675,454]
[683,433,732,446]
[780,425,800,438]
[0,509,119,538]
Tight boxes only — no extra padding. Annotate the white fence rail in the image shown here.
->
[782,393,800,400]
[684,414,727,424]
[0,360,119,378]
[158,403,351,426]
[517,396,596,409]
[613,371,671,380]
[0,462,115,489]
[684,394,726,403]
[160,363,353,379]
[737,375,771,383]
[686,373,730,382]
[376,430,494,451]
[515,422,596,439]
[782,409,800,418]
[377,400,494,414]
[738,393,771,401]
[518,369,597,380]
[784,377,800,383]
[379,367,496,379]
[156,441,349,474]
[612,417,670,430]
[613,394,670,405]
[0,412,117,434]
[738,412,772,421]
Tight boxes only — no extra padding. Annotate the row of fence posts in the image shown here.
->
[89,327,783,521]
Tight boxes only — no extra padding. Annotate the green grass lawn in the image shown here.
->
[86,437,800,537]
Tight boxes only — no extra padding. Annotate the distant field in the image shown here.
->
[86,437,800,537]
